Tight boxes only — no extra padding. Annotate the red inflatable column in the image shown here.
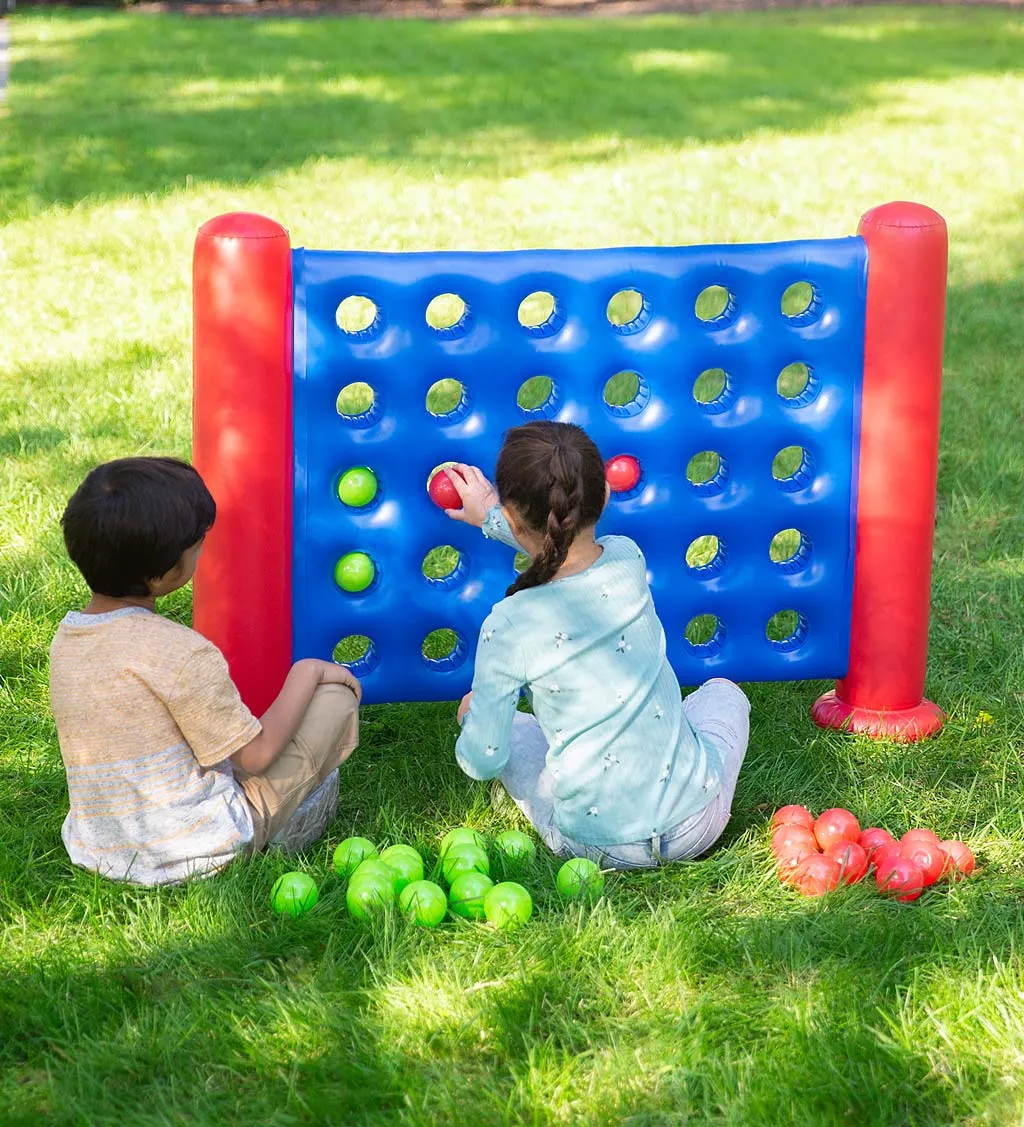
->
[193,214,293,716]
[812,202,947,741]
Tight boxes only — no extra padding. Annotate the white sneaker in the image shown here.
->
[269,770,339,854]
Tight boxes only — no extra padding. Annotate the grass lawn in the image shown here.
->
[1,5,1023,1123]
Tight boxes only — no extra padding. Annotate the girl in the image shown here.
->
[445,421,750,870]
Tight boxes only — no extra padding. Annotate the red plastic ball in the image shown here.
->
[939,840,976,879]
[771,804,816,832]
[900,840,945,886]
[428,469,462,510]
[870,841,903,873]
[771,824,817,858]
[900,828,941,850]
[876,856,925,902]
[858,827,896,859]
[813,808,861,852]
[790,854,842,897]
[775,840,817,883]
[605,455,641,493]
[824,840,869,884]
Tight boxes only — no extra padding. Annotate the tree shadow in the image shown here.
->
[4,7,1021,217]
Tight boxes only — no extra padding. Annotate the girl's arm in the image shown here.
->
[455,610,523,780]
[442,465,526,551]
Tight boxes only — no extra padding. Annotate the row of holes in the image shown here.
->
[335,282,820,339]
[335,362,816,425]
[339,530,811,596]
[334,608,807,671]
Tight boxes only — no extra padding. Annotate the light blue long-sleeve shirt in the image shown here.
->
[455,508,723,846]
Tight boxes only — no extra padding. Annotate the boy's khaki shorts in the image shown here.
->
[236,683,359,851]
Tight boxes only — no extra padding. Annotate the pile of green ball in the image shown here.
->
[269,827,606,929]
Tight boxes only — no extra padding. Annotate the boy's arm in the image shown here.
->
[167,645,359,776]
[455,612,523,781]
[232,660,360,775]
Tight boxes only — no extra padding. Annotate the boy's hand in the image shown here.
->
[318,661,363,703]
[444,465,499,528]
[457,691,473,725]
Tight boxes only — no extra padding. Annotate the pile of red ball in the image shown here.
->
[771,805,976,901]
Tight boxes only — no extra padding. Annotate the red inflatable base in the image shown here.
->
[811,691,945,742]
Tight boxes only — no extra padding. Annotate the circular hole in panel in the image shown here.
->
[426,378,468,420]
[606,289,651,335]
[772,445,814,492]
[695,285,734,324]
[769,528,812,573]
[685,535,726,577]
[513,551,531,574]
[777,362,817,402]
[334,635,379,676]
[692,367,732,413]
[336,382,380,426]
[766,609,809,652]
[422,628,468,672]
[684,614,725,656]
[335,295,379,335]
[426,293,469,336]
[422,546,467,589]
[686,450,729,494]
[518,291,562,338]
[516,375,560,419]
[781,282,822,325]
[603,370,650,418]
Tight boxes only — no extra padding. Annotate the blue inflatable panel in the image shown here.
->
[293,238,866,705]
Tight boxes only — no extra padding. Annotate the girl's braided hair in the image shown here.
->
[496,421,606,597]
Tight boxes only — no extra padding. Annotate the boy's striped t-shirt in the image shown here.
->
[49,607,261,885]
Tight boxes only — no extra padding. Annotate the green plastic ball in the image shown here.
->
[270,871,319,918]
[379,844,425,894]
[337,466,379,508]
[439,827,486,859]
[398,880,448,928]
[448,871,495,920]
[334,552,376,594]
[332,836,378,877]
[494,830,537,866]
[441,843,491,884]
[351,858,398,889]
[346,871,395,920]
[483,881,533,929]
[556,858,605,900]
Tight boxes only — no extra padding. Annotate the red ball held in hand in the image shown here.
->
[428,468,463,510]
[605,455,642,493]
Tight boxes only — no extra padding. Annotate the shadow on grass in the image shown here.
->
[4,8,1022,217]
[0,862,1017,1124]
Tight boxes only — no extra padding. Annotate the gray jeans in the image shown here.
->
[499,678,750,871]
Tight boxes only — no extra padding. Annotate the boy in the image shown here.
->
[50,456,360,885]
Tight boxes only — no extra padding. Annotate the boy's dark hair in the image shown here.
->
[496,421,606,597]
[61,457,216,597]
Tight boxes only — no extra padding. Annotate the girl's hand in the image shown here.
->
[444,465,499,528]
[457,691,473,725]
